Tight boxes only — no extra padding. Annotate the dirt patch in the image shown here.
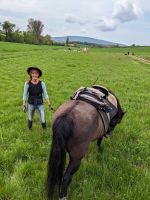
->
[129,55,150,65]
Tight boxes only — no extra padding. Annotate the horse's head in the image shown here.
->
[109,90,125,131]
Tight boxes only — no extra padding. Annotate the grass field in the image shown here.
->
[0,41,150,200]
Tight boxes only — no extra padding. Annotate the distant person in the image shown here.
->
[22,67,52,129]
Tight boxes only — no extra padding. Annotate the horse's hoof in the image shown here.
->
[59,197,67,200]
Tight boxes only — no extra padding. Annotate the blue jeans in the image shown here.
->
[28,104,46,123]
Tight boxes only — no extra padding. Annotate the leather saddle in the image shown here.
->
[71,86,118,137]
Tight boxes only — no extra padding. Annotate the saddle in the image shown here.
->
[92,85,109,96]
[70,86,118,137]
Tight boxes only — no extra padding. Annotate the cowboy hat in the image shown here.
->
[27,67,42,77]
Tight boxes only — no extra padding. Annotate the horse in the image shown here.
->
[81,47,89,53]
[46,89,125,200]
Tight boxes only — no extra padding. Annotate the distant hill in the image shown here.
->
[52,36,126,47]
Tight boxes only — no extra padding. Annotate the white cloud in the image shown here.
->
[96,18,118,32]
[63,0,143,33]
[64,14,78,24]
[113,0,142,23]
[64,14,87,25]
[95,0,142,32]
[81,28,87,34]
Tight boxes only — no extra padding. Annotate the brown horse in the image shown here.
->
[46,90,125,200]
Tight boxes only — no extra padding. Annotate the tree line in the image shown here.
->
[0,19,53,45]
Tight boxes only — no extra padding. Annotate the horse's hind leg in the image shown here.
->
[59,158,81,200]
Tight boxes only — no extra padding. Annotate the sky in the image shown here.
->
[0,0,150,45]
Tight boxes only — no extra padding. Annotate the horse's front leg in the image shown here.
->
[59,158,81,200]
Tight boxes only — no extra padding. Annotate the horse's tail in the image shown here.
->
[47,114,74,200]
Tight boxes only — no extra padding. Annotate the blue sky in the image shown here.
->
[0,0,150,45]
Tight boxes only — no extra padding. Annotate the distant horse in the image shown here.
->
[46,89,125,200]
[82,47,89,53]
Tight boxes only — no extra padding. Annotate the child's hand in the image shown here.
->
[48,104,54,111]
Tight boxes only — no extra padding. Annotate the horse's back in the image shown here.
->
[53,100,97,125]
[52,100,76,123]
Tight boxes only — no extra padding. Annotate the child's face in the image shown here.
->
[30,70,39,79]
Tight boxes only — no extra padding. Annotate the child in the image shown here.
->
[23,67,52,129]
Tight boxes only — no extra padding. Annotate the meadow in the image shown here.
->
[0,42,149,200]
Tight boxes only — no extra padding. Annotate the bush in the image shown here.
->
[11,32,24,43]
[0,33,6,41]
[23,31,34,44]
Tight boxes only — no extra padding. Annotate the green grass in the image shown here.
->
[0,41,150,200]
